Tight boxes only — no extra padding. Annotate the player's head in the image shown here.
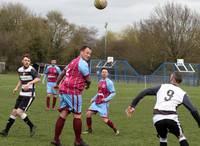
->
[101,68,109,79]
[21,53,31,68]
[80,45,92,61]
[51,59,57,65]
[170,71,182,85]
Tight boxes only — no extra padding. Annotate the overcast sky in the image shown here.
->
[0,0,200,35]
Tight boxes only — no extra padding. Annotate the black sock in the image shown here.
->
[180,140,189,146]
[160,142,167,146]
[23,116,34,129]
[5,116,16,133]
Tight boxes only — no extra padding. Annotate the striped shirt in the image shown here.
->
[18,66,39,97]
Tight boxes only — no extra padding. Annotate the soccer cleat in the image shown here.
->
[30,125,37,137]
[0,129,8,137]
[46,107,50,111]
[82,128,92,134]
[74,140,89,146]
[115,130,120,136]
[52,107,56,111]
[51,141,63,146]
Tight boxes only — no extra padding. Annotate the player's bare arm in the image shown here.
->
[54,69,66,90]
[13,80,21,94]
[85,76,91,89]
[23,77,40,91]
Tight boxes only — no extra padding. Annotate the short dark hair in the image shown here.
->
[80,45,91,51]
[22,53,30,60]
[172,71,182,83]
[101,67,109,72]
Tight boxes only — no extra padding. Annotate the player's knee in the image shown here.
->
[47,93,51,97]
[86,111,92,117]
[16,109,24,117]
[102,117,108,123]
[74,114,81,119]
[11,109,17,116]
[60,111,67,119]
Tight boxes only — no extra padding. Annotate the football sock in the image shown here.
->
[86,117,92,129]
[52,96,57,109]
[73,118,82,144]
[22,115,34,129]
[54,116,66,142]
[106,120,117,132]
[46,96,50,108]
[5,115,16,133]
[160,142,167,146]
[180,140,189,146]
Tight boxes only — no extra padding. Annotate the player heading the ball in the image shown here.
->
[51,46,92,146]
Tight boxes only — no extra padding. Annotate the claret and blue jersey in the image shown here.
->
[88,78,116,117]
[44,65,61,95]
[59,56,90,114]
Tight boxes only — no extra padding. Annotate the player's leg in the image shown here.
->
[154,120,168,146]
[73,95,88,146]
[0,96,22,137]
[167,120,189,146]
[51,93,70,146]
[85,101,99,133]
[51,109,69,146]
[52,83,58,110]
[46,82,52,110]
[18,96,36,136]
[84,110,96,134]
[101,117,119,135]
[0,108,18,137]
[99,104,119,135]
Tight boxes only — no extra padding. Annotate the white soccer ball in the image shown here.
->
[94,0,107,10]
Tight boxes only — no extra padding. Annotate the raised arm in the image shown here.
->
[131,85,161,108]
[126,85,161,117]
[182,94,200,127]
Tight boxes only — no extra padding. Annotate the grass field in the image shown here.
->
[0,74,200,146]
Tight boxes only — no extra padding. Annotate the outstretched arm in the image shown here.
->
[126,85,161,117]
[182,95,200,127]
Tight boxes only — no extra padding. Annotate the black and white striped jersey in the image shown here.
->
[18,66,39,97]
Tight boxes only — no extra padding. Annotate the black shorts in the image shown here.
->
[14,96,35,111]
[154,119,184,139]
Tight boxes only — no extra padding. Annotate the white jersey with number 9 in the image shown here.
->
[154,84,186,112]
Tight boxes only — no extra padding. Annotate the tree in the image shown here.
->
[46,11,75,61]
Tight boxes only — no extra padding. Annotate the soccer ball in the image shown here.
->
[94,0,107,10]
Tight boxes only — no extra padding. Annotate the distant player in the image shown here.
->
[126,72,200,146]
[0,53,40,137]
[51,46,92,146]
[43,59,61,110]
[83,68,119,135]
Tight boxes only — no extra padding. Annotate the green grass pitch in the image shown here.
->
[0,74,199,146]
